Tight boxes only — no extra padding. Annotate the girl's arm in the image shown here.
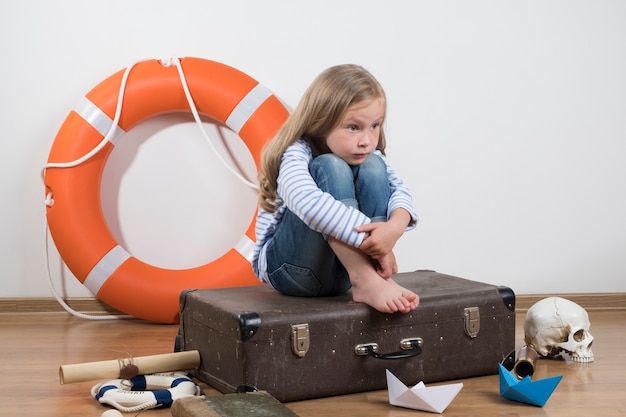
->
[380,150,418,229]
[277,140,371,248]
[356,151,418,259]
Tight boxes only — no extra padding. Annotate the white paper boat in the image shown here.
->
[386,369,463,414]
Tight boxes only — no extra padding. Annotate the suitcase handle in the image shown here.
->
[355,338,423,360]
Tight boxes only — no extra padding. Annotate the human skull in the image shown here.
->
[524,297,594,363]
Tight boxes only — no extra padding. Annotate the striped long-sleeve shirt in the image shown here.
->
[252,138,418,283]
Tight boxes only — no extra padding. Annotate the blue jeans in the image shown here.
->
[265,153,391,297]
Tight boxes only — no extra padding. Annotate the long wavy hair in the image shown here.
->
[258,64,387,212]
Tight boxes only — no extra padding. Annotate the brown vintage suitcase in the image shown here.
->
[177,270,515,402]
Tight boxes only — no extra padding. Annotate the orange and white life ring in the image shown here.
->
[44,57,289,323]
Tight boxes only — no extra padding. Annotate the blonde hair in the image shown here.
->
[259,64,387,212]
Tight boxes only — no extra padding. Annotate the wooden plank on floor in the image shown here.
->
[1,293,624,314]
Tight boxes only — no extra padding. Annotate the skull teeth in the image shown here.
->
[569,353,594,363]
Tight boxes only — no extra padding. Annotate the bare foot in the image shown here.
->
[326,237,418,313]
[351,274,419,313]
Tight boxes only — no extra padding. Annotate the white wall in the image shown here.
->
[1,0,625,299]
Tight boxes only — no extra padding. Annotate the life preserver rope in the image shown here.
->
[44,57,289,323]
[91,373,200,413]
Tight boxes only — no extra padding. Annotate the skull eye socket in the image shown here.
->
[573,329,586,342]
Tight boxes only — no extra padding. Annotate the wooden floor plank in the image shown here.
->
[2,292,624,313]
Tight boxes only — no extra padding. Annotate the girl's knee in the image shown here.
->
[309,154,357,201]
[356,154,388,185]
[360,153,386,175]
[310,153,350,174]
[309,154,353,184]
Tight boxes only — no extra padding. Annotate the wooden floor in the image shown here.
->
[1,309,624,417]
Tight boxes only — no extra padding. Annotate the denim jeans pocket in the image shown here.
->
[268,263,322,297]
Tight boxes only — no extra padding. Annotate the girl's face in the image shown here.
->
[324,98,384,165]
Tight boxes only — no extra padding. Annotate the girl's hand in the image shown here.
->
[357,208,412,259]
[358,222,401,258]
[373,251,398,279]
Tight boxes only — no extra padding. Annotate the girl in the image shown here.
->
[252,64,419,314]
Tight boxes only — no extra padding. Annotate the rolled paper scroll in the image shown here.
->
[59,350,200,384]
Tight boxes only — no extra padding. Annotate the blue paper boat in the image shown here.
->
[498,363,562,407]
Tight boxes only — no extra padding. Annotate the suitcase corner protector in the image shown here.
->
[497,286,516,311]
[235,312,261,341]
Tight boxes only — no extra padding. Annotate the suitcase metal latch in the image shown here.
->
[291,324,310,357]
[464,307,480,338]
